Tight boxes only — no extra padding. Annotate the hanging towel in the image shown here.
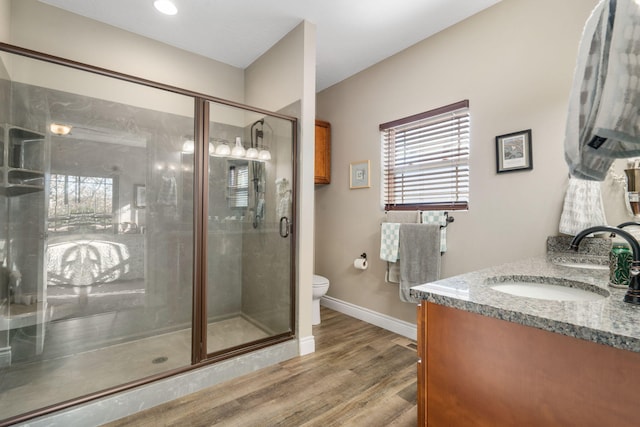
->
[157,175,177,206]
[277,192,291,219]
[382,211,420,283]
[399,223,441,303]
[565,0,640,180]
[420,211,447,253]
[256,198,265,222]
[276,178,291,219]
[559,177,608,235]
[380,223,401,262]
[386,210,420,223]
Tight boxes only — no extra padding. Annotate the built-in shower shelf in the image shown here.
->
[0,302,48,331]
[0,184,44,197]
[0,125,45,197]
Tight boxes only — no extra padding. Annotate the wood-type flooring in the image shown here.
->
[105,306,418,426]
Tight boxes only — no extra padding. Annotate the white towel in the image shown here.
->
[157,175,177,206]
[420,211,447,253]
[559,177,607,235]
[276,178,291,219]
[565,0,640,180]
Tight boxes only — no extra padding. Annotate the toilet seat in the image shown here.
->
[313,274,329,287]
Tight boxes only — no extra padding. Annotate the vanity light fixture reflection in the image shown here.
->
[231,137,246,157]
[182,139,216,156]
[50,123,72,135]
[182,139,194,153]
[258,149,271,161]
[215,142,231,156]
[246,147,259,159]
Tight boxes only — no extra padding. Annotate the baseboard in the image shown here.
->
[320,296,417,340]
[298,335,315,356]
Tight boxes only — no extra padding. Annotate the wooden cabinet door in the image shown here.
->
[314,120,331,184]
[425,302,640,426]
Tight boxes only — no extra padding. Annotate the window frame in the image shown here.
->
[380,100,470,212]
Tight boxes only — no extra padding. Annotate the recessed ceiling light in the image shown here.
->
[153,0,178,16]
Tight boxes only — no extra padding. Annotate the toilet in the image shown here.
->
[312,274,330,325]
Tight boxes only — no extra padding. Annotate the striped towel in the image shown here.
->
[380,222,401,262]
[421,211,447,253]
[565,0,640,180]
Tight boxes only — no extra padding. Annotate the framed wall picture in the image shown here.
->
[350,160,371,189]
[134,184,146,209]
[496,129,532,173]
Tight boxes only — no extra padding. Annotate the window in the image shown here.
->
[380,100,470,211]
[48,174,115,232]
[227,162,249,209]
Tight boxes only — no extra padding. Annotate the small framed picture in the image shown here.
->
[496,129,532,173]
[350,160,371,189]
[134,184,146,209]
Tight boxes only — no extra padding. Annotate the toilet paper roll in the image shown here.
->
[354,258,368,270]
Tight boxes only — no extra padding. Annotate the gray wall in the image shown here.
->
[315,0,602,323]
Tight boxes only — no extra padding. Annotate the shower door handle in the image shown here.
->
[279,216,290,238]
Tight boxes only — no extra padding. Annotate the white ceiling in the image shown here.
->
[38,0,502,91]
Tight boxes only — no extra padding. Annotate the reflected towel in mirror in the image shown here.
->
[559,177,607,235]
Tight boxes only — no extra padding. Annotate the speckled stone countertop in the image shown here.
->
[410,251,640,353]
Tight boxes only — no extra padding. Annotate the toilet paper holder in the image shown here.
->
[354,253,369,270]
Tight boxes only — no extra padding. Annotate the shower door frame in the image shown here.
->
[0,42,297,425]
[192,99,298,363]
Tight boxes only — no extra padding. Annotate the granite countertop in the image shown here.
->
[410,255,640,353]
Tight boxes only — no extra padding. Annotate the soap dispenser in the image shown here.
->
[610,234,632,288]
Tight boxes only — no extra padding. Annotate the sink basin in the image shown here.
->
[487,275,609,302]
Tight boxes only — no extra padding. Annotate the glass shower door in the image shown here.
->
[0,50,196,418]
[205,101,294,356]
[0,44,297,423]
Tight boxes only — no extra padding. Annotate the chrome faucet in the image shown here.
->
[570,225,640,305]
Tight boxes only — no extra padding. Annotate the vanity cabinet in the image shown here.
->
[417,301,640,426]
[314,120,331,185]
[0,125,45,196]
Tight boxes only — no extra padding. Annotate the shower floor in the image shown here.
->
[0,315,270,420]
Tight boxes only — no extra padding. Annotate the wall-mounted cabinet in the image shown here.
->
[314,120,331,185]
[0,125,45,196]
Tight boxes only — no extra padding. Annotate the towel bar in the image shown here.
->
[382,210,455,228]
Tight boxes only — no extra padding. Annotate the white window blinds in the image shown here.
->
[228,163,249,208]
[380,100,470,211]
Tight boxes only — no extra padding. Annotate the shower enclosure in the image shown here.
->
[0,44,296,423]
